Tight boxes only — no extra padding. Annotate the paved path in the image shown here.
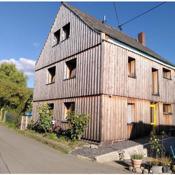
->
[0,125,128,173]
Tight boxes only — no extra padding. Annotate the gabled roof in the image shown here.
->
[62,2,175,68]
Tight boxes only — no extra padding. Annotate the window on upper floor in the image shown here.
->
[63,102,75,121]
[163,104,172,115]
[152,68,159,96]
[163,68,171,80]
[128,57,136,78]
[47,66,56,84]
[62,23,70,41]
[54,29,61,45]
[65,58,76,80]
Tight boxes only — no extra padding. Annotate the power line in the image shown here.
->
[118,2,166,29]
[113,2,120,28]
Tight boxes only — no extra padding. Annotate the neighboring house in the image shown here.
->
[33,2,175,143]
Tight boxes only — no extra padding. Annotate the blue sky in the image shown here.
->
[0,2,175,88]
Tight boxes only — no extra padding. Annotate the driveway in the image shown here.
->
[0,125,128,173]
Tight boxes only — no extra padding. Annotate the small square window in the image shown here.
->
[62,23,70,41]
[163,68,171,80]
[163,104,172,115]
[54,29,60,45]
[128,57,136,78]
[47,66,56,84]
[65,58,76,80]
[63,102,75,121]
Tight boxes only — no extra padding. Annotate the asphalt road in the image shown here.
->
[0,125,127,174]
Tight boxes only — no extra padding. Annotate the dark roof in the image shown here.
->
[62,2,175,68]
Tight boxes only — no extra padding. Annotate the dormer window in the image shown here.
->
[62,23,70,41]
[163,68,171,80]
[54,29,60,45]
[47,66,56,84]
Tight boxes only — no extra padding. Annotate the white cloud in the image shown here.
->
[0,58,36,77]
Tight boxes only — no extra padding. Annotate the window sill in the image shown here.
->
[46,82,55,85]
[163,113,173,116]
[61,120,68,123]
[152,93,160,96]
[128,75,136,79]
[52,37,70,48]
[163,77,172,80]
[52,43,60,48]
[63,76,76,81]
[127,123,133,125]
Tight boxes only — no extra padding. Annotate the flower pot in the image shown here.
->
[132,159,142,169]
[151,165,162,174]
[162,166,170,173]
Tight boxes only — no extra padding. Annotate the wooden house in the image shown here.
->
[33,2,175,143]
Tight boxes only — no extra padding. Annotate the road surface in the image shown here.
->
[0,125,127,173]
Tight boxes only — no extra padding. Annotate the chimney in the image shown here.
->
[138,32,145,46]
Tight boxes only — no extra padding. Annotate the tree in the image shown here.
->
[0,63,32,124]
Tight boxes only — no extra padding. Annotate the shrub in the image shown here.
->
[66,112,89,140]
[30,103,52,133]
[149,130,164,158]
[160,157,172,166]
[131,153,143,160]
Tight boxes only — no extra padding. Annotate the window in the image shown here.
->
[48,103,54,117]
[152,68,159,95]
[128,57,136,78]
[163,104,172,115]
[62,23,70,41]
[127,103,135,124]
[65,58,76,79]
[54,29,60,45]
[63,102,75,121]
[163,68,171,80]
[47,66,56,84]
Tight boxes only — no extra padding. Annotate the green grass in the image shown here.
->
[0,121,85,154]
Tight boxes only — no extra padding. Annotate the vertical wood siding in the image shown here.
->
[103,41,175,103]
[101,95,175,142]
[33,45,101,101]
[35,5,101,70]
[32,96,101,142]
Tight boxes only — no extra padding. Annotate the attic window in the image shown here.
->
[54,29,60,45]
[47,66,56,84]
[62,23,70,41]
[63,102,75,121]
[128,57,136,78]
[65,58,76,80]
[163,68,171,80]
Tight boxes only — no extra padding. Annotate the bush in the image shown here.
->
[149,130,164,158]
[30,103,52,133]
[66,112,89,140]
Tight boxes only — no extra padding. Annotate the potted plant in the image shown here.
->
[161,157,171,173]
[131,153,143,169]
[150,158,162,174]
